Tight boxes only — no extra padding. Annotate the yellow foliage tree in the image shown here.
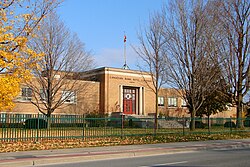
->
[0,0,59,111]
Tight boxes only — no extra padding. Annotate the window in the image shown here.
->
[168,97,177,107]
[62,91,76,103]
[21,87,32,101]
[158,96,164,106]
[15,114,26,123]
[0,113,6,123]
[40,89,47,101]
[181,99,187,107]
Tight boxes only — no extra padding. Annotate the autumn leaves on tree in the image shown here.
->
[0,0,59,110]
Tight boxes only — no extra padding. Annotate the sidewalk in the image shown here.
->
[1,139,250,167]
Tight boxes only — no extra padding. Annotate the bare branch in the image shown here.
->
[26,13,94,117]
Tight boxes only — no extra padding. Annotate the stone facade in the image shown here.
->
[82,67,156,116]
[11,78,100,115]
[0,67,236,118]
[158,88,236,118]
[158,88,189,117]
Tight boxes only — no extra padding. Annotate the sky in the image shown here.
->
[57,0,165,70]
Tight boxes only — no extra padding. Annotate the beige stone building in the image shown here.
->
[81,67,155,116]
[158,88,236,118]
[1,67,236,118]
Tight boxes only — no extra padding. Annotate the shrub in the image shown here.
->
[244,118,250,127]
[51,123,84,128]
[224,121,236,128]
[0,123,24,128]
[24,118,47,129]
[85,113,107,127]
[193,121,205,128]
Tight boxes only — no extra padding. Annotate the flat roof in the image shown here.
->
[82,67,151,76]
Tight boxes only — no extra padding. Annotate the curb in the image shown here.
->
[0,148,193,167]
[1,142,250,167]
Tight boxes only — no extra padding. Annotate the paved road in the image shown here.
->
[1,139,250,167]
[36,148,250,167]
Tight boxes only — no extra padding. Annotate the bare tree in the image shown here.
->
[133,11,168,132]
[163,0,224,130]
[0,0,60,110]
[218,0,250,128]
[26,13,94,120]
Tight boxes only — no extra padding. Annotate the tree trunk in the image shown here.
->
[154,91,159,134]
[236,94,244,128]
[235,18,244,128]
[190,110,196,131]
[47,111,52,129]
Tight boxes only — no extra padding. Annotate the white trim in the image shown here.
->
[139,87,143,115]
[119,85,123,113]
[82,70,152,79]
[107,71,152,79]
[142,87,145,115]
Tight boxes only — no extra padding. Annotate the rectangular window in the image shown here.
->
[168,97,177,107]
[0,113,6,123]
[40,89,47,101]
[158,96,164,106]
[21,87,32,101]
[15,114,26,123]
[181,99,187,107]
[62,91,76,104]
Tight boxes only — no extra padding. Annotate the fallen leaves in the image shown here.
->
[0,132,250,153]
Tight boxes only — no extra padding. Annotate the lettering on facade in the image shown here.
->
[110,76,124,80]
[110,75,152,82]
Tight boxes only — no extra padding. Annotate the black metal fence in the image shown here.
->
[0,113,249,142]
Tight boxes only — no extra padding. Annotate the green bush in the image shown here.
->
[224,121,236,128]
[51,123,84,128]
[24,118,47,129]
[190,121,206,128]
[0,123,24,128]
[244,118,250,127]
[85,113,108,127]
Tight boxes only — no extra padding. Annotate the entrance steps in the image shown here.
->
[125,115,185,128]
[157,119,184,128]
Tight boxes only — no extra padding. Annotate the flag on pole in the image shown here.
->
[124,35,127,43]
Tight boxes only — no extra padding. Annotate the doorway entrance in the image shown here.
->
[123,87,137,114]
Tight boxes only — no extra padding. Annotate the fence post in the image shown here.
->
[82,114,85,140]
[36,112,40,142]
[121,113,124,139]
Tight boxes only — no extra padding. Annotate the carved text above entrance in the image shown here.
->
[110,76,151,82]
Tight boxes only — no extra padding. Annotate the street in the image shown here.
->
[36,148,250,167]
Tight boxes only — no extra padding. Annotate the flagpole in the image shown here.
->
[123,33,129,69]
[124,38,126,65]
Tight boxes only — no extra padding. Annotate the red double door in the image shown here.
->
[123,87,136,114]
